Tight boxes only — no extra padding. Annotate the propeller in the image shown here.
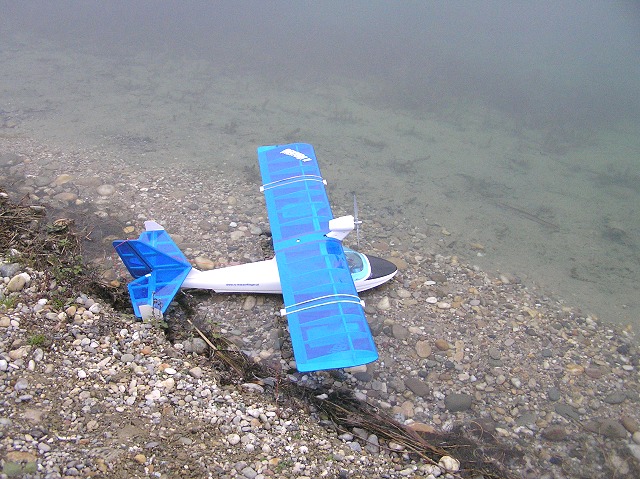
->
[353,194,362,247]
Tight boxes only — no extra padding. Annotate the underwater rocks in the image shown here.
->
[2,138,640,478]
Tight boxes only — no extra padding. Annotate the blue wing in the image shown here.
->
[258,143,378,372]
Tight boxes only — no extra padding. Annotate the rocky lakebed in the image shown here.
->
[1,138,640,478]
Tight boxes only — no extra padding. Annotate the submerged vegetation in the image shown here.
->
[0,189,125,308]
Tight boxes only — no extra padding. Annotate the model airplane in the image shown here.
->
[113,143,397,372]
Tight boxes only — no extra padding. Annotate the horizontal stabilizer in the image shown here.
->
[113,224,192,318]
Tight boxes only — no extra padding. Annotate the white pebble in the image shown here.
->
[97,184,116,196]
[33,348,44,362]
[376,296,391,310]
[438,455,460,472]
[145,389,161,401]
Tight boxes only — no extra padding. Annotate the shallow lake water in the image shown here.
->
[1,6,639,336]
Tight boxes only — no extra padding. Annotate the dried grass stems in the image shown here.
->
[0,188,123,308]
[181,305,514,479]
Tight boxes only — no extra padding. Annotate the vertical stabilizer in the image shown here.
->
[113,224,192,318]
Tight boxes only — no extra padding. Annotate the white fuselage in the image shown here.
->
[182,258,282,293]
[181,256,395,294]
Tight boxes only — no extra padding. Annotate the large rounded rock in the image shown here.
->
[415,340,432,358]
[404,377,431,398]
[542,425,568,441]
[7,273,30,292]
[97,184,116,196]
[194,256,215,270]
[444,393,473,412]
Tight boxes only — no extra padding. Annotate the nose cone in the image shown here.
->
[366,254,398,280]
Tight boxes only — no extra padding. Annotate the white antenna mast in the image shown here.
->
[353,194,362,247]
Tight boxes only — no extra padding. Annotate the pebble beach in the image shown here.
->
[2,137,640,478]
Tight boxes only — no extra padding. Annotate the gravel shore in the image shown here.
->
[2,138,640,478]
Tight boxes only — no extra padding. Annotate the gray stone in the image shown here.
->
[191,338,208,354]
[626,390,640,402]
[14,377,29,391]
[554,403,580,421]
[547,387,561,402]
[621,415,639,434]
[376,296,391,311]
[230,230,245,241]
[444,393,473,412]
[352,427,368,441]
[627,444,640,462]
[404,377,431,398]
[368,317,384,336]
[241,383,264,393]
[365,433,380,454]
[388,378,406,393]
[603,391,626,405]
[515,412,537,426]
[597,419,629,439]
[0,263,21,277]
[241,466,257,479]
[242,296,256,310]
[415,340,432,358]
[392,323,409,340]
[353,371,372,382]
[0,152,22,166]
[348,441,362,453]
[38,442,51,453]
[542,425,567,441]
[120,353,135,363]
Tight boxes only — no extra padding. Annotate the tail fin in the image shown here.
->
[113,221,192,319]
